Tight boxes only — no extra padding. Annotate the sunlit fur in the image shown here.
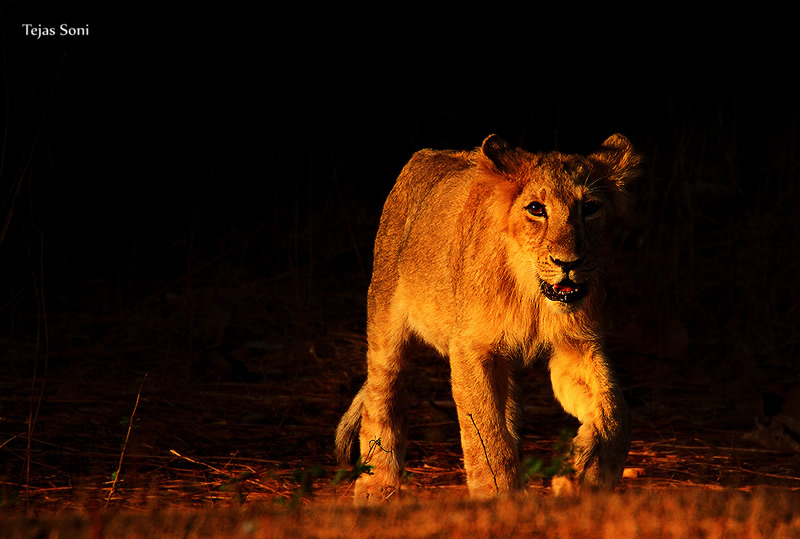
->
[336,134,641,503]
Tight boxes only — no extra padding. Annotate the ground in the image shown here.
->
[1,267,799,536]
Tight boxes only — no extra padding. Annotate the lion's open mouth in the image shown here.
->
[540,279,588,304]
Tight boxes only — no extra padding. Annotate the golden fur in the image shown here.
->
[336,134,640,503]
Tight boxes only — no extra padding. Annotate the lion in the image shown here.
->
[336,134,639,503]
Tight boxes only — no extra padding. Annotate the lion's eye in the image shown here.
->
[582,200,601,217]
[525,202,546,218]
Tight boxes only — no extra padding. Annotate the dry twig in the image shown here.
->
[106,373,148,507]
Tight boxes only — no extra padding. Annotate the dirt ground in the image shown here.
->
[1,267,799,538]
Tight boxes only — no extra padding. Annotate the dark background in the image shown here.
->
[1,1,799,494]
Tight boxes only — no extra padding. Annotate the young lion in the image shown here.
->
[336,134,639,503]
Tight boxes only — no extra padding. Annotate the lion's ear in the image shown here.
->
[591,134,642,189]
[479,134,512,173]
[481,134,509,157]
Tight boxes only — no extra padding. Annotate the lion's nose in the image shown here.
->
[549,255,583,273]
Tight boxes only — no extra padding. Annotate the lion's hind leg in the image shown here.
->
[352,348,410,504]
[344,288,413,504]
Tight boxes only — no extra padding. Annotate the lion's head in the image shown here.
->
[479,134,640,310]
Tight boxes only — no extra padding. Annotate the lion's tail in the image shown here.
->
[335,383,366,466]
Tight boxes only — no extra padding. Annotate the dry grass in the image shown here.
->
[3,488,800,538]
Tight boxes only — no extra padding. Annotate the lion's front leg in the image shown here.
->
[450,347,522,497]
[548,341,630,492]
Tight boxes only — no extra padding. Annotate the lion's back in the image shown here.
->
[367,148,477,349]
[374,148,473,263]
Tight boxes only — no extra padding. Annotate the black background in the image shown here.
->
[2,3,799,400]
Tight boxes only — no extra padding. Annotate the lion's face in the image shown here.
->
[512,159,609,307]
[481,135,637,310]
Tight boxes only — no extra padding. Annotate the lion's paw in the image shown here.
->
[551,476,579,496]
